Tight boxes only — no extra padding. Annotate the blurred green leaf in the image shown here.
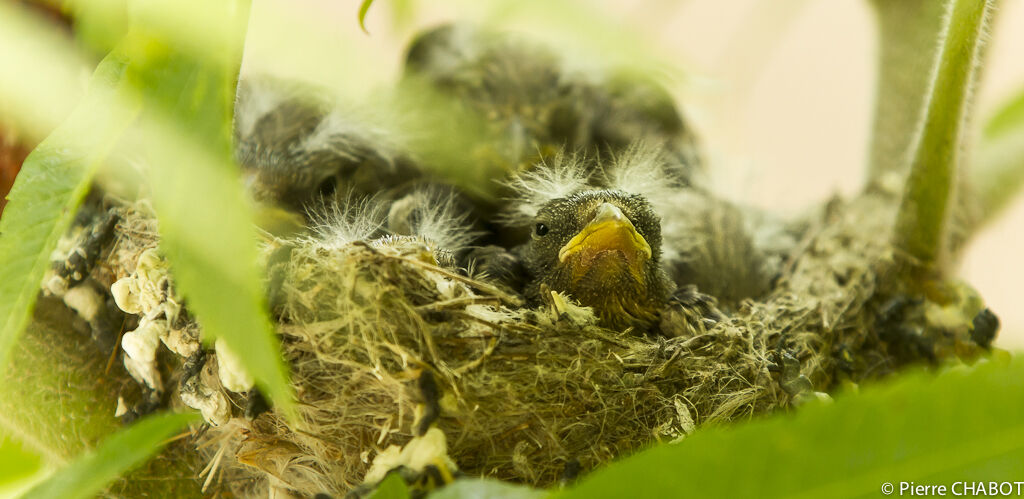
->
[359,0,375,33]
[1,0,293,425]
[119,1,296,418]
[0,2,91,141]
[983,88,1024,139]
[549,358,1024,499]
[370,472,411,499]
[67,0,130,55]
[0,301,128,465]
[1,301,203,496]
[0,434,42,487]
[390,0,415,30]
[893,0,995,266]
[0,49,136,370]
[20,411,198,499]
[973,88,1024,223]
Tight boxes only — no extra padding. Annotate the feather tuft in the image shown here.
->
[386,186,481,252]
[601,142,681,210]
[304,193,388,249]
[501,151,591,226]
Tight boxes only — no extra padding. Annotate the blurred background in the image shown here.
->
[239,0,1024,348]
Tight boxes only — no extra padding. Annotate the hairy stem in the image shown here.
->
[893,0,995,267]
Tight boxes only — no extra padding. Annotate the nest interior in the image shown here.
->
[86,187,995,499]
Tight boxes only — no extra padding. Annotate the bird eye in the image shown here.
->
[317,177,338,197]
[535,223,549,236]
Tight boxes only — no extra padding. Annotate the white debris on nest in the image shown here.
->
[180,358,232,426]
[41,225,107,324]
[544,290,597,327]
[111,249,177,316]
[62,285,105,325]
[121,318,164,390]
[110,248,199,393]
[114,396,129,418]
[41,225,88,296]
[215,338,255,393]
[363,428,459,485]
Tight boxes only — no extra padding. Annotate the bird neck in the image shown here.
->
[541,262,673,332]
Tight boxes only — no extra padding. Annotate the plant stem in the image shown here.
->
[893,0,995,267]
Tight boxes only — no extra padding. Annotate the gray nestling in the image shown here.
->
[403,24,703,187]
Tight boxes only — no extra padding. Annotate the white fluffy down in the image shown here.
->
[503,143,681,227]
[502,152,590,225]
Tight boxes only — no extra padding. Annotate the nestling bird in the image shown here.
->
[522,188,674,331]
[503,145,792,333]
[402,23,703,187]
[234,77,424,216]
[237,27,792,333]
[233,75,492,248]
[502,147,721,332]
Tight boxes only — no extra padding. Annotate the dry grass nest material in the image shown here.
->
[101,192,994,498]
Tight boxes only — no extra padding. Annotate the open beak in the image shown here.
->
[557,203,652,279]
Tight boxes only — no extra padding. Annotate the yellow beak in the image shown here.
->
[557,203,652,278]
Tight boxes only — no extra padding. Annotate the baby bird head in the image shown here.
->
[508,149,678,331]
[524,189,672,331]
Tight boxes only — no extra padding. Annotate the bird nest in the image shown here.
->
[92,187,995,498]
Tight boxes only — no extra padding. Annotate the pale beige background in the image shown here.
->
[244,0,1024,348]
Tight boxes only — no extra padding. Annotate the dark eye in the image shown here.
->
[534,223,549,236]
[317,176,338,197]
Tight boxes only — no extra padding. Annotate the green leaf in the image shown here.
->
[1,301,203,496]
[67,0,130,55]
[117,1,296,419]
[973,88,1024,223]
[359,0,375,34]
[553,358,1024,499]
[20,411,198,499]
[390,0,415,30]
[892,0,995,267]
[0,2,91,140]
[983,88,1024,139]
[0,48,137,370]
[0,434,42,487]
[0,303,123,465]
[370,472,411,499]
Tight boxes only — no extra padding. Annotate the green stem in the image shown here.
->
[893,0,995,267]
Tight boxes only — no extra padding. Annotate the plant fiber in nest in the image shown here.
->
[192,191,992,497]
